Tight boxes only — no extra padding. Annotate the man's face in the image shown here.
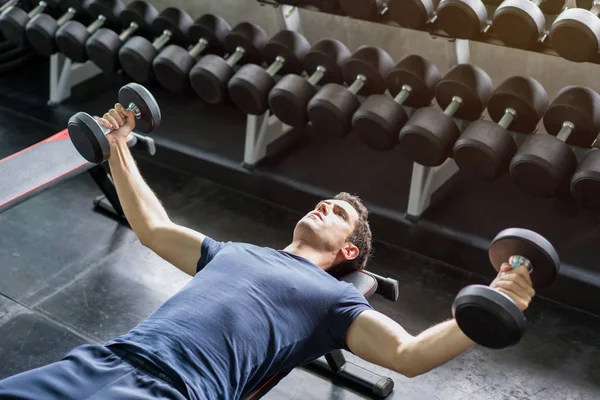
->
[293,199,360,255]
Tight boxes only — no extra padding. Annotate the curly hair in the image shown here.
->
[331,192,373,276]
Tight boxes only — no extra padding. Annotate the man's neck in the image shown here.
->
[283,241,334,271]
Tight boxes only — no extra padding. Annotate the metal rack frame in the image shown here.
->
[48,53,102,106]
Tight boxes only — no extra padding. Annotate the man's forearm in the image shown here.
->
[107,138,169,238]
[400,319,474,377]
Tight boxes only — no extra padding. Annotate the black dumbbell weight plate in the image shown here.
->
[490,228,559,288]
[510,135,577,198]
[550,9,600,63]
[437,0,487,39]
[399,107,461,166]
[86,28,121,72]
[307,83,361,137]
[68,112,111,164]
[303,39,350,85]
[262,31,310,76]
[189,54,233,104]
[453,120,517,180]
[118,83,161,133]
[153,45,196,93]
[388,0,436,29]
[342,46,393,96]
[26,13,61,56]
[353,95,408,151]
[228,64,275,115]
[493,0,545,49]
[487,76,548,133]
[118,36,156,82]
[571,151,600,209]
[436,64,493,120]
[56,21,91,62]
[386,61,439,108]
[0,7,29,47]
[268,74,317,127]
[189,14,230,56]
[339,0,383,19]
[540,0,565,13]
[88,0,124,27]
[223,22,268,66]
[120,1,158,38]
[453,284,527,349]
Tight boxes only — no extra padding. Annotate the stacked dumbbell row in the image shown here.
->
[272,0,600,63]
[2,0,598,208]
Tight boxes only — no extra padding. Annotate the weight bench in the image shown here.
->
[247,270,400,399]
[0,127,154,216]
[0,127,400,399]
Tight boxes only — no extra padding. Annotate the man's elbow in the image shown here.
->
[393,345,428,378]
[137,222,168,248]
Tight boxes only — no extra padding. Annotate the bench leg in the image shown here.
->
[306,350,394,398]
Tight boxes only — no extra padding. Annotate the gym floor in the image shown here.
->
[1,65,600,400]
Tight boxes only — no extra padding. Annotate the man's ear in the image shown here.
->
[341,242,360,261]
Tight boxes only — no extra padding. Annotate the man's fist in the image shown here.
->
[489,257,536,311]
[97,103,136,143]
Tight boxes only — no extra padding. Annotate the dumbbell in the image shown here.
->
[25,0,82,56]
[338,0,385,19]
[398,64,493,166]
[352,55,440,151]
[268,39,351,127]
[228,30,310,115]
[492,0,565,49]
[56,0,124,63]
[0,0,55,47]
[453,76,548,181]
[510,86,600,198]
[152,14,230,94]
[118,7,192,83]
[436,0,489,39]
[85,1,156,73]
[68,82,160,164]
[571,138,600,209]
[189,22,268,105]
[549,0,600,62]
[453,228,559,349]
[307,46,394,138]
[388,0,437,29]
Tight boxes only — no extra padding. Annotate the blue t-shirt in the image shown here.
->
[106,237,373,400]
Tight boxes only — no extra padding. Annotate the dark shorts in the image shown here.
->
[0,344,188,400]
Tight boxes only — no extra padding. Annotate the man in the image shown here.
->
[0,105,535,400]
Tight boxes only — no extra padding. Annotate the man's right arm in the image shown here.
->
[108,135,205,277]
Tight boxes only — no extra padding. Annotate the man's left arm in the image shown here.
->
[346,264,534,378]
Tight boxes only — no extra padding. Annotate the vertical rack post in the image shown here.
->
[48,54,103,106]
[405,39,469,220]
[241,4,301,169]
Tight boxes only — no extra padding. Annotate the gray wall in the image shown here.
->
[145,0,599,118]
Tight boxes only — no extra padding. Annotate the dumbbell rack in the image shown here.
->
[245,3,468,220]
[48,52,102,105]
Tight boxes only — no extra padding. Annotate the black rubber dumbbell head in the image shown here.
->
[492,0,548,49]
[307,46,394,138]
[398,64,493,166]
[510,86,600,197]
[189,22,268,105]
[25,0,84,56]
[453,228,559,349]
[453,76,548,180]
[0,0,59,47]
[388,0,438,29]
[353,55,440,151]
[550,8,600,62]
[437,0,488,39]
[153,14,230,93]
[69,83,160,164]
[56,0,126,63]
[339,0,384,19]
[228,30,310,115]
[268,39,351,127]
[86,1,158,73]
[118,7,192,83]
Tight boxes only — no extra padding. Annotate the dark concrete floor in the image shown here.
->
[1,106,599,399]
